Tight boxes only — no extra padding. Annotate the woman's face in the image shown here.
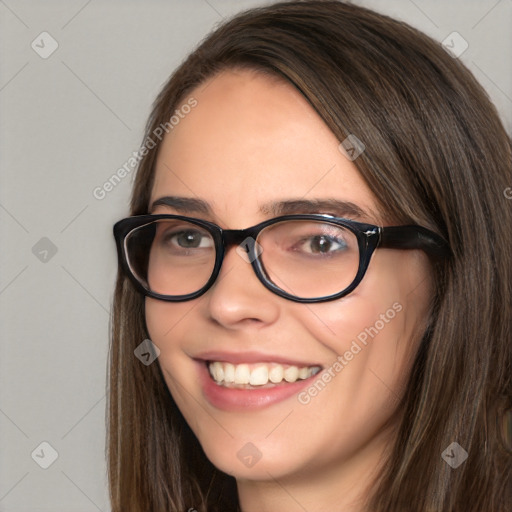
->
[146,69,432,494]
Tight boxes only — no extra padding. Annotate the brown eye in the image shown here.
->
[171,231,207,248]
[305,235,347,254]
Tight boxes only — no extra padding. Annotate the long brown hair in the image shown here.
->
[107,1,512,510]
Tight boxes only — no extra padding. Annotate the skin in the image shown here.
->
[145,69,433,512]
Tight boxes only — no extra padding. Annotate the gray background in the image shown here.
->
[1,1,510,510]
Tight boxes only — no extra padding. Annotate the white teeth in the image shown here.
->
[298,367,309,379]
[284,366,299,383]
[209,361,224,382]
[269,365,284,383]
[234,364,250,385]
[224,362,235,383]
[249,365,268,386]
[208,361,322,387]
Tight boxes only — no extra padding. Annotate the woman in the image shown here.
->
[108,1,511,511]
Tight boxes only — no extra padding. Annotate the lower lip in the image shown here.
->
[198,361,318,411]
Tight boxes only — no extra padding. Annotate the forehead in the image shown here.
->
[150,69,380,226]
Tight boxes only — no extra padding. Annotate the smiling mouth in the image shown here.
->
[207,361,322,388]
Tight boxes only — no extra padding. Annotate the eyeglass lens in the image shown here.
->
[125,218,360,300]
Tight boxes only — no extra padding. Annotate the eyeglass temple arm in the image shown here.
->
[379,226,449,258]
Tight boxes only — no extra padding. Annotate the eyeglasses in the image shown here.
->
[113,213,448,303]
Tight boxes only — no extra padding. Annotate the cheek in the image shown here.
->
[144,299,194,388]
[310,249,431,344]
[297,285,406,364]
[145,298,193,343]
[295,250,432,407]
[144,298,207,430]
[296,297,409,421]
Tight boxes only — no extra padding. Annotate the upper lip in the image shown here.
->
[194,350,322,367]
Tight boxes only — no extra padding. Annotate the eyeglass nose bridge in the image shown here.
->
[220,228,260,259]
[207,228,264,293]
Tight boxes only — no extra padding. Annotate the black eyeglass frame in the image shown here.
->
[114,213,448,304]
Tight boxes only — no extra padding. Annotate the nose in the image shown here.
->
[205,244,280,329]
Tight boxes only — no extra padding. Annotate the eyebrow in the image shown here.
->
[260,199,373,220]
[150,196,212,215]
[150,196,375,221]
